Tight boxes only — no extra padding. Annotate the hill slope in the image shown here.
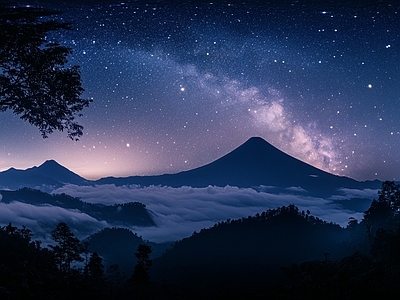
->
[151,205,357,296]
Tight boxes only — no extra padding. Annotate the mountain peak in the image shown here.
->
[36,160,88,184]
[40,159,60,166]
[245,136,267,143]
[37,159,69,172]
[240,136,278,152]
[98,136,375,195]
[0,159,89,190]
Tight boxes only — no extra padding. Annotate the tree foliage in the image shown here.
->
[133,244,152,285]
[4,183,400,298]
[364,181,400,235]
[0,4,91,139]
[0,223,56,298]
[50,222,83,273]
[86,251,105,281]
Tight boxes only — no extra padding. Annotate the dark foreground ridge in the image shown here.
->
[2,181,400,299]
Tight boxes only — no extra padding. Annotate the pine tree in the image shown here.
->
[50,222,83,273]
[133,244,152,285]
[87,252,104,282]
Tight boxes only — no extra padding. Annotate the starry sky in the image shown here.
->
[0,0,399,181]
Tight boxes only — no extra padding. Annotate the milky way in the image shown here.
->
[0,0,399,181]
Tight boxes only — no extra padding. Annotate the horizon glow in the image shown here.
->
[1,1,399,181]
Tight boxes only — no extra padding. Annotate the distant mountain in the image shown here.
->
[0,138,382,195]
[0,160,90,191]
[0,188,155,227]
[96,137,381,196]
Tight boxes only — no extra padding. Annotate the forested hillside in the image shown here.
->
[1,181,400,299]
[151,204,360,297]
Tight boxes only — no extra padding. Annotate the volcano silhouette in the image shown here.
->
[0,160,88,190]
[96,137,379,195]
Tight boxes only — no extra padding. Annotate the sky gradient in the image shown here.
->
[0,0,399,181]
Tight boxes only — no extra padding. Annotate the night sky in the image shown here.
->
[1,0,399,181]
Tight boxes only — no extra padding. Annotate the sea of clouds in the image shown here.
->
[0,184,378,244]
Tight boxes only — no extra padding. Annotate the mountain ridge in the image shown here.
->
[0,137,383,195]
[0,159,89,191]
[95,137,382,196]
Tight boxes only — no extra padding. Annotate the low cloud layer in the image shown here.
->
[50,184,378,243]
[0,200,107,244]
[332,188,379,200]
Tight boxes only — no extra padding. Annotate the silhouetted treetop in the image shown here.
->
[193,204,338,233]
[133,244,152,285]
[86,252,105,281]
[0,4,91,140]
[50,222,83,273]
[0,223,56,298]
[364,181,400,233]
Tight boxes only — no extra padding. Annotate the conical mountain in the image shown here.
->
[0,160,88,190]
[96,137,379,195]
[175,136,339,187]
[35,160,87,185]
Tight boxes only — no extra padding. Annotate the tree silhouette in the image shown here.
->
[364,181,400,236]
[378,181,400,210]
[50,222,83,273]
[87,252,105,281]
[0,223,56,298]
[0,4,91,140]
[133,244,152,285]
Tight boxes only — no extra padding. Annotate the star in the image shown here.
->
[0,1,398,181]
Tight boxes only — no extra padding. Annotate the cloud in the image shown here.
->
[286,186,307,193]
[330,188,379,200]
[0,201,107,245]
[53,184,366,243]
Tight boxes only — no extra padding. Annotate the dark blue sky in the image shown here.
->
[1,0,399,181]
